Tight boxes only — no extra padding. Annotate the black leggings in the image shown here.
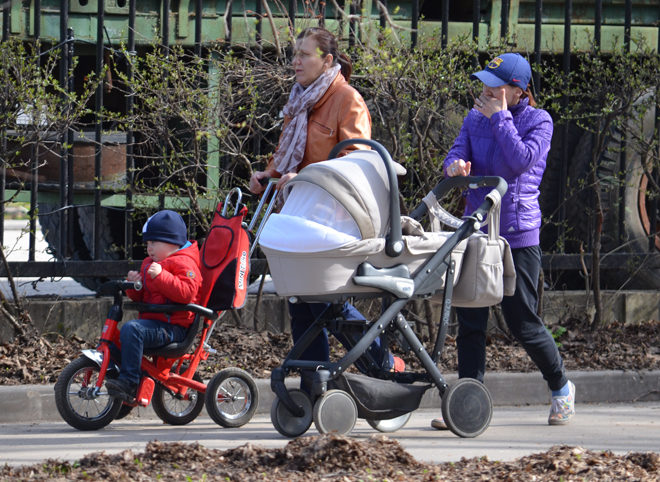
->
[456,245,568,391]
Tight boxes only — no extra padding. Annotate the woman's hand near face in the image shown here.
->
[475,87,507,119]
[276,172,297,191]
[446,160,471,177]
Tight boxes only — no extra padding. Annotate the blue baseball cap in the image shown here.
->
[470,53,531,90]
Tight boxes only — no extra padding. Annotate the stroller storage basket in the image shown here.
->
[331,373,431,421]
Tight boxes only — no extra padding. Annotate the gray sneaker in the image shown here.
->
[431,416,448,430]
[548,381,576,425]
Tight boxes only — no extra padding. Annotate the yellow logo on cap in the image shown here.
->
[488,57,503,69]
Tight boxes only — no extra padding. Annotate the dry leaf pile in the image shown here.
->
[1,436,658,481]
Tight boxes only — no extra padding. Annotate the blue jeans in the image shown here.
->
[288,302,394,373]
[111,319,188,387]
[456,245,568,391]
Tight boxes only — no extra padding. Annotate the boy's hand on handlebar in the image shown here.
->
[276,172,297,191]
[447,160,471,177]
[249,171,270,194]
[147,262,162,279]
[126,271,142,283]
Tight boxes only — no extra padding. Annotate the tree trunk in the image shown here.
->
[590,128,609,332]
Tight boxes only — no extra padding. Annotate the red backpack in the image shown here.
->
[198,201,251,311]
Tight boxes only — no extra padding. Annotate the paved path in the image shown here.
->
[0,403,658,467]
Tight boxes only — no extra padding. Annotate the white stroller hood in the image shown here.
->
[259,150,407,253]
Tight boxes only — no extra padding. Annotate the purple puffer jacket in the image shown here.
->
[442,98,553,249]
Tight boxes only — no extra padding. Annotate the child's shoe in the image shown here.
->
[548,381,576,425]
[106,378,137,402]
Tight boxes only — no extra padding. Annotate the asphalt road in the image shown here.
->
[0,403,658,468]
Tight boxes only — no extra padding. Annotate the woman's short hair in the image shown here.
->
[297,27,353,83]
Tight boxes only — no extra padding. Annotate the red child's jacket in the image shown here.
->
[125,241,203,328]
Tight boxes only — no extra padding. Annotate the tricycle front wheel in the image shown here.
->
[54,356,123,431]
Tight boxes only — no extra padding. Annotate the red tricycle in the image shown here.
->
[54,190,264,431]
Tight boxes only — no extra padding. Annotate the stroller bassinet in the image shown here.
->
[259,139,509,439]
[259,150,468,302]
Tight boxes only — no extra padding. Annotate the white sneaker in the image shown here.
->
[548,381,576,425]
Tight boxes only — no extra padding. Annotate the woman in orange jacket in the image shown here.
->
[249,27,371,193]
[249,27,403,378]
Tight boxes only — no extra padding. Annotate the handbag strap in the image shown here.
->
[422,189,502,236]
[484,189,502,244]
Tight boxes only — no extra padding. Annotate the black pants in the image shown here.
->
[456,245,568,391]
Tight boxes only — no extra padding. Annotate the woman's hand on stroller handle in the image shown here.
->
[250,172,280,194]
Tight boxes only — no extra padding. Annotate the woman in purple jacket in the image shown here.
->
[432,53,575,429]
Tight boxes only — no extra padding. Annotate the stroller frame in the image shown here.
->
[265,139,507,439]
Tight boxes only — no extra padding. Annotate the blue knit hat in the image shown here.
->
[142,210,187,247]
[470,53,531,90]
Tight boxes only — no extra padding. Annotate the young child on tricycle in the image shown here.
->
[106,210,203,401]
[55,202,259,431]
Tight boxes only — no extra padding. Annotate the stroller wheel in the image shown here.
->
[441,378,493,438]
[366,412,412,433]
[313,389,358,436]
[271,389,313,437]
[205,368,259,428]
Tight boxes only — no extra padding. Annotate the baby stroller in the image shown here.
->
[258,139,509,439]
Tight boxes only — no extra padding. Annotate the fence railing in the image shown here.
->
[1,0,660,286]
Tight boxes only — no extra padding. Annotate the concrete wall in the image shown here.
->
[1,290,659,343]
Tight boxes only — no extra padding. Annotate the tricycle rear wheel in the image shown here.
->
[114,403,134,420]
[205,368,259,428]
[152,372,205,425]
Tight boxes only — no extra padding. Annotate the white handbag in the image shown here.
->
[423,189,516,308]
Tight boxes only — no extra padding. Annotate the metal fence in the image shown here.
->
[1,0,660,285]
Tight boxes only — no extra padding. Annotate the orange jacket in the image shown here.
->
[125,241,203,328]
[265,72,371,177]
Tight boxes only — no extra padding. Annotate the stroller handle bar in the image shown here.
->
[327,139,404,258]
[409,176,508,222]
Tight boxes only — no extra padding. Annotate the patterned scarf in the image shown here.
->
[273,65,341,175]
